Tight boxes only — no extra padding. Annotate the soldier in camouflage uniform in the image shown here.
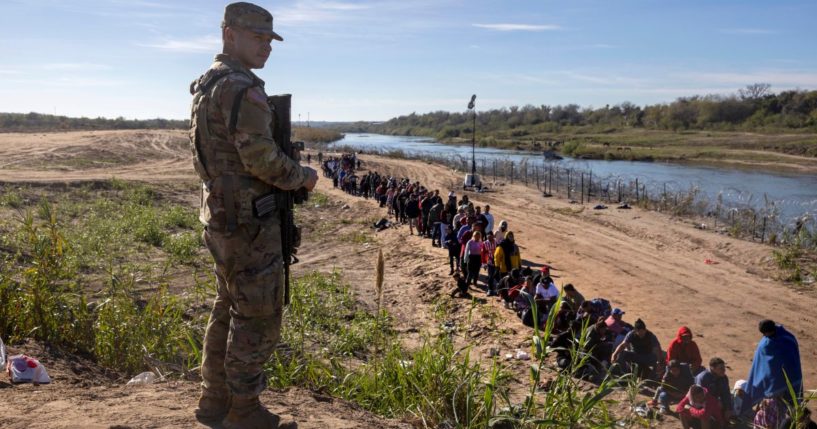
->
[189,3,318,428]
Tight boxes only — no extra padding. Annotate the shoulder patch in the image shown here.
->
[247,87,268,107]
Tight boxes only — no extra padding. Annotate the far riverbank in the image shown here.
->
[439,128,817,172]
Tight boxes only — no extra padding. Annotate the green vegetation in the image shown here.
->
[773,228,817,284]
[0,183,737,426]
[0,181,207,374]
[0,112,186,132]
[340,84,817,162]
[293,126,344,144]
[267,272,633,428]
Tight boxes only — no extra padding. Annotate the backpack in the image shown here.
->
[589,298,612,319]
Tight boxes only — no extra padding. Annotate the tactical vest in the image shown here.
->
[189,63,276,232]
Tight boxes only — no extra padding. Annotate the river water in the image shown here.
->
[329,133,817,227]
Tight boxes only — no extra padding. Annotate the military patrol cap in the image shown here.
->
[222,2,283,41]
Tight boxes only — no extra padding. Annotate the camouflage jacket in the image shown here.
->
[190,54,308,231]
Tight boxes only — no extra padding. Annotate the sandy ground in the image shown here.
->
[0,130,815,428]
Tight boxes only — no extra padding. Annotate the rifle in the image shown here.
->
[266,94,309,305]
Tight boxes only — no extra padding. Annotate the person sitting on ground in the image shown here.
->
[576,300,595,321]
[605,308,632,348]
[561,283,585,312]
[676,384,726,429]
[753,396,784,429]
[508,267,533,306]
[494,231,521,279]
[730,380,752,422]
[666,326,704,375]
[534,275,560,314]
[611,318,663,379]
[449,272,470,298]
[551,318,582,370]
[552,306,577,335]
[585,318,614,373]
[695,357,734,422]
[497,269,522,307]
[515,276,540,328]
[782,407,817,429]
[651,359,695,415]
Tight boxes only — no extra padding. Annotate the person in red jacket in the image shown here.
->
[666,326,703,375]
[676,384,725,429]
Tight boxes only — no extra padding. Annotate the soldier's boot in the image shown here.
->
[194,390,231,423]
[223,395,297,429]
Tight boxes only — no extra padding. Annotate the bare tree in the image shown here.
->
[738,83,772,100]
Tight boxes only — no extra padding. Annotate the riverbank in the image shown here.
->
[437,128,817,172]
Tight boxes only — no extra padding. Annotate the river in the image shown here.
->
[329,133,817,227]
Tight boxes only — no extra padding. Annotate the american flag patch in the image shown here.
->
[247,87,267,105]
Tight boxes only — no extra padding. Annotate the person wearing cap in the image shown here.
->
[605,308,631,348]
[650,359,695,414]
[190,3,317,428]
[611,318,662,379]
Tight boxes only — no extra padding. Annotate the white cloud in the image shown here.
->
[719,28,777,35]
[0,69,22,75]
[472,23,561,32]
[137,35,221,53]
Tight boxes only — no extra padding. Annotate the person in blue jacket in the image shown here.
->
[743,319,802,413]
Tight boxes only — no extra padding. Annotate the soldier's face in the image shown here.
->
[226,27,273,69]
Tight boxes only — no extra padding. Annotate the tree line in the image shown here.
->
[343,84,817,140]
[0,112,187,133]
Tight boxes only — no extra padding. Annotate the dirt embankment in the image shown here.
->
[0,130,815,428]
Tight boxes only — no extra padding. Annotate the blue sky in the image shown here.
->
[1,0,816,121]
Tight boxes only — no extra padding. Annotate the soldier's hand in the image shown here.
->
[303,167,319,191]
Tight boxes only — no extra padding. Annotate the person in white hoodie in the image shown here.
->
[495,220,508,243]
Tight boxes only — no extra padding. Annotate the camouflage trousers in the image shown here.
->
[200,221,285,398]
